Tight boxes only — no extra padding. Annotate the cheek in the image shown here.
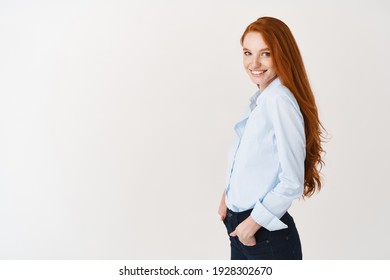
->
[265,64,275,75]
[243,56,254,68]
[243,59,249,69]
[264,60,273,68]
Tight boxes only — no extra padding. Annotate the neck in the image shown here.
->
[258,76,278,93]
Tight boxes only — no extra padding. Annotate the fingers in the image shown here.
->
[218,205,227,221]
[229,230,256,246]
[241,236,256,246]
[218,209,226,220]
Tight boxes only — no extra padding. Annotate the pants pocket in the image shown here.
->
[223,215,233,235]
[284,229,302,259]
[239,227,271,255]
[267,227,302,260]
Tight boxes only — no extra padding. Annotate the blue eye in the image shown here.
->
[262,52,271,57]
[243,51,252,56]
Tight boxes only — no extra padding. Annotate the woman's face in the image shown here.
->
[242,32,277,91]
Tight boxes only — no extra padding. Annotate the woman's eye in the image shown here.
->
[243,51,252,56]
[261,52,271,57]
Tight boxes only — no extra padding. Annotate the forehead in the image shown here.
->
[242,32,268,49]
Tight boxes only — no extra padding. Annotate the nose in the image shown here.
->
[250,56,261,69]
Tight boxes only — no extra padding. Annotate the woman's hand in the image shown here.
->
[230,216,261,246]
[218,190,227,221]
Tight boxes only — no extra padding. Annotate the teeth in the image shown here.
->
[251,70,266,74]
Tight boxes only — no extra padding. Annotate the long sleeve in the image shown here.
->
[250,90,306,230]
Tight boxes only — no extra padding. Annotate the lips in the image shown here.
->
[251,69,267,75]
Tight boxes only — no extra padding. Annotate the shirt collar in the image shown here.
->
[249,77,282,108]
[249,90,260,111]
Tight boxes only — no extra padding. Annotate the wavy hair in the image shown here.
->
[241,17,325,197]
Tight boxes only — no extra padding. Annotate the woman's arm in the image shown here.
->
[218,190,227,221]
[251,90,305,230]
[232,89,305,245]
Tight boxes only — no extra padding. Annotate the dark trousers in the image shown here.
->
[223,208,302,260]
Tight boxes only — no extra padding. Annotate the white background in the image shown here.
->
[0,0,389,259]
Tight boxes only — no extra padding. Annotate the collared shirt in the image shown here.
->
[225,77,305,231]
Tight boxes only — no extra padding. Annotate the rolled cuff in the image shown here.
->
[250,201,288,231]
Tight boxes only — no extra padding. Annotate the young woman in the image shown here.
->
[218,17,324,260]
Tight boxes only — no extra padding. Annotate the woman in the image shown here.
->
[218,17,324,260]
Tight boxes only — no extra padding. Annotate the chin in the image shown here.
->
[250,78,264,85]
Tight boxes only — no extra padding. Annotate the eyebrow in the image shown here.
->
[243,47,270,52]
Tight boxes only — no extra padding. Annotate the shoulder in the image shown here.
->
[262,83,303,120]
[266,83,296,102]
[264,83,300,111]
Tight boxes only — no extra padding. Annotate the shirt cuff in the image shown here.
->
[250,201,288,231]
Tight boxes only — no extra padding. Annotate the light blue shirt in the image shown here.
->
[225,77,306,231]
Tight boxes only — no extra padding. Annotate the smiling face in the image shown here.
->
[242,32,277,92]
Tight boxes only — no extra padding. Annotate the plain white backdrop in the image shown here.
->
[0,0,389,259]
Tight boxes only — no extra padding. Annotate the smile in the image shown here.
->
[251,69,267,75]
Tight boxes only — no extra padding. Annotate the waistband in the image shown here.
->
[227,208,292,224]
[227,208,252,219]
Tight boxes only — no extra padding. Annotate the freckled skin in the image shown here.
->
[242,32,277,92]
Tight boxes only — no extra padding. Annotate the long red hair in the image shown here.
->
[241,17,325,197]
